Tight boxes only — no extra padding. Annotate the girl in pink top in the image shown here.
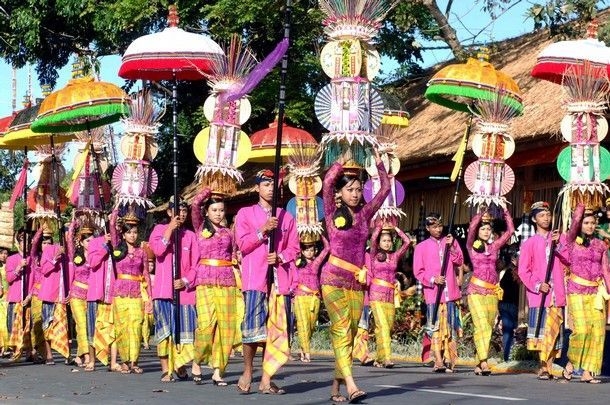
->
[368,225,411,369]
[466,209,514,376]
[189,187,237,386]
[556,204,610,383]
[110,213,150,375]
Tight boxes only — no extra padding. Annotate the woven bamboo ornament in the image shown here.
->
[27,144,68,222]
[113,90,162,219]
[316,0,398,167]
[464,88,520,210]
[193,34,256,197]
[0,201,14,249]
[286,144,324,244]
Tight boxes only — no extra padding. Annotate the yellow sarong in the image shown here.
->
[294,294,320,354]
[370,300,395,363]
[30,296,44,354]
[70,298,89,356]
[114,297,143,363]
[322,285,363,379]
[467,293,498,362]
[43,303,70,359]
[262,287,290,378]
[567,294,605,374]
[194,285,237,374]
[93,302,115,365]
[0,300,8,350]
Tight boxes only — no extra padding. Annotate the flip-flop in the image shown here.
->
[433,365,446,373]
[259,382,286,395]
[84,363,95,372]
[330,393,347,402]
[582,378,601,384]
[160,371,175,383]
[348,390,367,404]
[537,371,551,380]
[562,369,573,381]
[236,377,251,394]
[131,366,144,374]
[192,373,203,385]
[213,379,228,386]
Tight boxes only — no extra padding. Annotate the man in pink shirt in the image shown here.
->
[149,197,199,383]
[413,213,464,373]
[234,169,299,395]
[518,201,566,380]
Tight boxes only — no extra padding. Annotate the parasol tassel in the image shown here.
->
[9,159,29,209]
[450,127,468,182]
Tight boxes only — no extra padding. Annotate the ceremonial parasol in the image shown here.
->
[118,5,222,348]
[424,50,523,329]
[249,120,318,163]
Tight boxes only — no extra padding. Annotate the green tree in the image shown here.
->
[0,150,25,191]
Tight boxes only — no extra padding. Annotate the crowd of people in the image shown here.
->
[1,158,610,404]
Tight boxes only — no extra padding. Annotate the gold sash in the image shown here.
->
[372,278,402,308]
[117,274,143,282]
[298,284,319,296]
[570,273,610,310]
[73,281,88,290]
[328,255,367,284]
[199,258,233,267]
[470,275,503,300]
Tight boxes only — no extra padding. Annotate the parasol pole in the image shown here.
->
[268,0,292,289]
[171,71,181,348]
[430,114,473,327]
[22,146,29,331]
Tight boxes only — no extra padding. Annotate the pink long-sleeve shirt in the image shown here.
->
[149,223,199,305]
[87,236,115,303]
[466,211,515,296]
[293,238,330,297]
[190,227,236,287]
[557,205,610,295]
[518,232,566,308]
[413,237,464,304]
[235,205,300,293]
[368,227,411,303]
[5,253,32,303]
[38,243,66,303]
[320,162,391,291]
[112,248,146,298]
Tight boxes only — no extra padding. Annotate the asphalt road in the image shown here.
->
[0,349,608,404]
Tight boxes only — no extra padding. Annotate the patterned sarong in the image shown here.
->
[154,299,196,372]
[527,306,563,362]
[294,295,320,354]
[262,287,290,378]
[352,305,371,363]
[30,296,44,354]
[9,303,31,356]
[567,294,605,374]
[426,302,462,364]
[194,285,237,374]
[233,288,245,352]
[93,302,115,365]
[0,300,9,350]
[241,291,268,343]
[70,298,88,356]
[114,297,143,363]
[370,300,395,363]
[467,294,498,361]
[41,302,69,359]
[86,301,97,345]
[322,285,363,379]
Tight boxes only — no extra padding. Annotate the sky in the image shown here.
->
[0,1,538,119]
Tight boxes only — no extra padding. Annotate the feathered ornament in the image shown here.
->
[316,0,398,167]
[287,144,324,243]
[114,90,163,220]
[464,87,520,210]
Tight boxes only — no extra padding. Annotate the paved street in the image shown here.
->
[0,349,608,404]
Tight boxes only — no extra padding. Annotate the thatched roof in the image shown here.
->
[392,27,591,165]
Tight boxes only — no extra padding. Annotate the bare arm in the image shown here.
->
[322,163,343,231]
[491,209,515,250]
[191,187,211,232]
[394,227,412,259]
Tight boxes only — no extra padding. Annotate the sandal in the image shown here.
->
[433,364,446,373]
[84,362,95,372]
[45,358,55,365]
[474,366,482,376]
[259,382,286,395]
[192,373,203,385]
[160,371,175,383]
[212,378,228,386]
[347,390,367,404]
[131,366,144,374]
[176,367,189,381]
[373,361,384,368]
[537,371,551,380]
[236,377,251,394]
[109,364,123,373]
[582,378,602,384]
[330,393,347,402]
[384,362,395,369]
[360,358,374,367]
[120,364,132,374]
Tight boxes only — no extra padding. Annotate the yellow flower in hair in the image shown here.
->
[201,229,213,239]
[73,256,83,265]
[472,240,483,250]
[334,216,346,228]
[296,258,304,267]
[576,236,584,245]
[113,249,122,258]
